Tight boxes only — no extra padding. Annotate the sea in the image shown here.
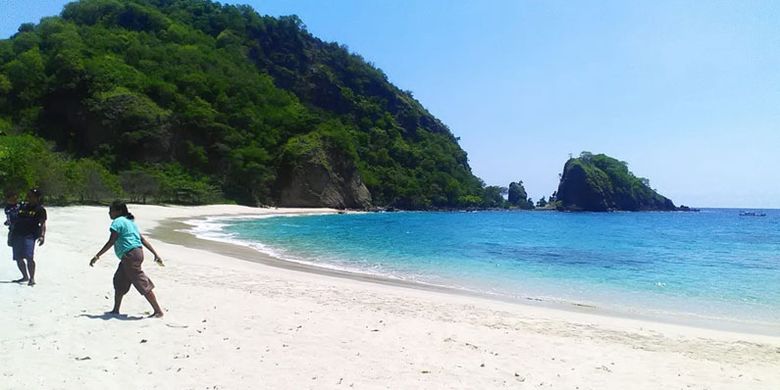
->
[188,209,780,333]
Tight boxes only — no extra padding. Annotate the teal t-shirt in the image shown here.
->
[110,216,142,259]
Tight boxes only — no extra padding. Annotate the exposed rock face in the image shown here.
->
[507,181,533,209]
[276,142,372,209]
[556,153,676,211]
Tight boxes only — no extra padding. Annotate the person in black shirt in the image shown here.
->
[11,188,46,286]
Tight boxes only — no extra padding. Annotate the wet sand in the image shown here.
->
[1,205,778,389]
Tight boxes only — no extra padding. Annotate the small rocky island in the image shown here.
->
[555,152,676,211]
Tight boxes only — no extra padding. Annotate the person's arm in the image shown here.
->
[90,231,119,266]
[141,235,165,266]
[37,221,46,246]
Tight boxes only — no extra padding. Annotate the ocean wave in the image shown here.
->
[177,211,780,331]
[180,214,415,279]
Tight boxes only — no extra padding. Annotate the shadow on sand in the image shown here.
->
[78,312,145,321]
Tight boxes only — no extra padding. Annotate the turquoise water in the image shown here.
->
[200,209,780,329]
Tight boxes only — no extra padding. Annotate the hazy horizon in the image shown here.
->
[2,0,779,208]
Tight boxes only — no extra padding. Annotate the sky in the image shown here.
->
[2,0,779,208]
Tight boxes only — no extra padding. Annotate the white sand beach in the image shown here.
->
[1,205,779,389]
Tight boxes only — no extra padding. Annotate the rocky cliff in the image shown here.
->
[556,153,676,211]
[275,132,371,209]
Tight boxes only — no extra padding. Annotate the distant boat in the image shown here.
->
[739,211,766,217]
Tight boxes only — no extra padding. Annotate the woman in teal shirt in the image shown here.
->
[90,201,165,318]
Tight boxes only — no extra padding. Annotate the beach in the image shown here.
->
[1,205,779,389]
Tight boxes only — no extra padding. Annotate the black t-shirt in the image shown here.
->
[13,203,46,237]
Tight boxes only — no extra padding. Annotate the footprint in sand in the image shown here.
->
[165,323,189,329]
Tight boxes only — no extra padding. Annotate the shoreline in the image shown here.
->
[154,212,780,337]
[3,204,779,389]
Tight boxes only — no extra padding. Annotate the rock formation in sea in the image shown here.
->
[555,152,676,211]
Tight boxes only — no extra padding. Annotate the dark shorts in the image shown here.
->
[11,235,36,260]
[113,247,155,295]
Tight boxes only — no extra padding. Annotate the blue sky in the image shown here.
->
[2,0,779,208]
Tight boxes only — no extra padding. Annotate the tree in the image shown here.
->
[0,0,488,209]
[120,169,160,203]
[0,134,50,192]
[481,185,506,208]
[5,48,46,104]
[72,159,121,202]
[457,194,482,208]
[579,151,594,162]
[536,197,548,208]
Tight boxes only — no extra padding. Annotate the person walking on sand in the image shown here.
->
[11,188,46,286]
[90,201,165,318]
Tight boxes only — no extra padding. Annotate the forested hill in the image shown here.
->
[0,0,485,208]
[555,152,676,211]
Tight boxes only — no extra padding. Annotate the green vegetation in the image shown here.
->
[0,134,221,204]
[479,185,507,209]
[555,152,675,211]
[0,0,486,208]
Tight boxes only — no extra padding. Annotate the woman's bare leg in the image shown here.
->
[109,292,124,314]
[144,290,163,317]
